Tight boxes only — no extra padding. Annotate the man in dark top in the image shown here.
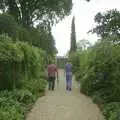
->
[65,61,72,91]
[47,63,58,90]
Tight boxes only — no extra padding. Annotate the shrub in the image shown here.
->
[70,51,90,81]
[0,34,46,90]
[80,40,120,103]
[103,102,120,120]
[0,34,47,119]
[70,36,120,120]
[0,78,47,120]
[23,79,47,97]
[0,96,24,120]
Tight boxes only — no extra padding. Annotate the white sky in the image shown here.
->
[52,0,120,56]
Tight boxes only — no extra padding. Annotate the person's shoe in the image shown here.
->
[69,88,72,91]
[66,86,68,90]
[52,88,54,91]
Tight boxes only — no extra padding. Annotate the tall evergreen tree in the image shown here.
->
[70,16,76,53]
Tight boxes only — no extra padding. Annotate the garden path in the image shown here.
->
[26,69,104,120]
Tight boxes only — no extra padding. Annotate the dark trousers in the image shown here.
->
[48,77,55,90]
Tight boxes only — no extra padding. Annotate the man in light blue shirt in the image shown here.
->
[65,61,72,91]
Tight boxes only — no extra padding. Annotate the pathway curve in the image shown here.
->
[26,69,104,120]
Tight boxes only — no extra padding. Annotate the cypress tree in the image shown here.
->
[70,16,76,53]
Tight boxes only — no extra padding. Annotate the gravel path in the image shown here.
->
[26,69,104,120]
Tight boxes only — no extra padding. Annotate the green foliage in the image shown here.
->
[80,40,120,102]
[70,50,89,81]
[0,14,57,57]
[29,27,57,56]
[22,79,47,97]
[18,42,46,79]
[89,9,120,39]
[70,52,80,73]
[11,90,34,104]
[0,79,47,120]
[0,14,31,43]
[56,57,68,68]
[0,95,24,120]
[77,39,91,51]
[0,35,24,62]
[0,34,47,119]
[0,34,47,90]
[0,14,19,40]
[70,35,120,120]
[18,26,31,42]
[0,0,72,27]
[104,102,120,120]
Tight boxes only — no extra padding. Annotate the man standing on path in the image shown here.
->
[65,60,72,91]
[47,61,58,91]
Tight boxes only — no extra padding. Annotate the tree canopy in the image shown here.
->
[89,9,120,39]
[0,0,72,27]
[0,14,19,39]
[77,39,91,51]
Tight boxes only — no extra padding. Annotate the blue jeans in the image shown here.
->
[66,75,72,90]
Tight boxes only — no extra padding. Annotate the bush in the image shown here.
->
[103,102,120,120]
[0,78,47,120]
[0,96,24,120]
[0,34,46,90]
[80,40,120,103]
[0,34,47,119]
[10,90,34,105]
[70,51,90,81]
[70,36,120,120]
[23,79,47,96]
